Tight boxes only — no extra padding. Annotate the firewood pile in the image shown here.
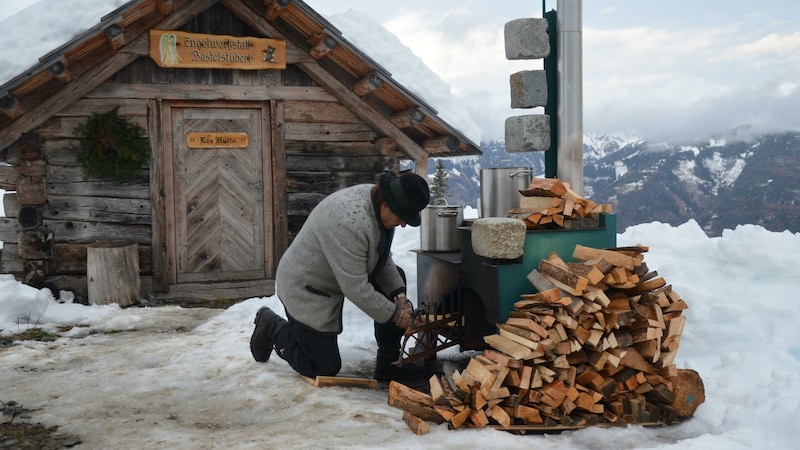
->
[509,178,612,229]
[388,244,705,434]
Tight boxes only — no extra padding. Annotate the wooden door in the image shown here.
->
[167,104,271,284]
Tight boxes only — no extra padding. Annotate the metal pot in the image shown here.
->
[480,166,533,217]
[420,199,464,252]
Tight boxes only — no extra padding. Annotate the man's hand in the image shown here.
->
[391,294,414,330]
[409,310,427,329]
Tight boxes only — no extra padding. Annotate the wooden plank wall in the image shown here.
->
[0,96,154,298]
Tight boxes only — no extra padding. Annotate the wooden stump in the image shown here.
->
[87,240,141,306]
[670,369,706,418]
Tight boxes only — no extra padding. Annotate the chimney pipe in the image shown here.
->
[556,0,583,195]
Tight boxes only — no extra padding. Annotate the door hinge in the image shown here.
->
[249,179,264,202]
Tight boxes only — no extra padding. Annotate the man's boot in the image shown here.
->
[250,307,283,362]
[374,352,432,382]
[373,320,432,382]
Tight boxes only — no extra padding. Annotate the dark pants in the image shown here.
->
[273,318,341,378]
[273,267,407,378]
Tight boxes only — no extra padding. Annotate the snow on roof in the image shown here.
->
[0,0,481,144]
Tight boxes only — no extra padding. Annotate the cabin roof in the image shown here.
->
[0,0,482,159]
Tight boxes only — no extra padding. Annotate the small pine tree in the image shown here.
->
[429,159,451,203]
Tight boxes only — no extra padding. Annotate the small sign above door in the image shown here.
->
[150,30,286,70]
[186,132,250,149]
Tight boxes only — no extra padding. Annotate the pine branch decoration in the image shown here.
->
[74,106,149,183]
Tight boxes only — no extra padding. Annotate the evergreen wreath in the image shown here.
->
[74,106,149,183]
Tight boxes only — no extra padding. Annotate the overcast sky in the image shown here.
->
[2,0,800,143]
[311,0,800,143]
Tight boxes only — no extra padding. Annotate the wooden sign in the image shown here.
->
[186,132,249,149]
[149,30,286,70]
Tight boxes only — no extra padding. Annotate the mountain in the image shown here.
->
[426,132,800,236]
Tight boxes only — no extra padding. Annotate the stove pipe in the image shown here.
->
[556,0,583,195]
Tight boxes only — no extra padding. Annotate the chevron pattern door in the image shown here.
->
[170,106,267,283]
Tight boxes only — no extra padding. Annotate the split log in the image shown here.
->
[484,334,538,360]
[518,196,564,211]
[387,381,445,424]
[519,178,567,197]
[539,259,588,295]
[402,411,430,435]
[573,245,637,271]
[302,375,377,389]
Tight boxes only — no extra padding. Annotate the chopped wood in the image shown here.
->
[483,386,511,401]
[518,195,565,211]
[527,269,570,298]
[442,371,468,403]
[505,369,522,388]
[429,374,448,405]
[635,339,661,362]
[514,287,563,308]
[519,178,567,197]
[471,388,487,410]
[514,178,611,229]
[484,334,538,360]
[552,214,565,227]
[573,245,637,271]
[402,411,430,435]
[391,243,701,434]
[465,359,497,388]
[488,404,512,428]
[629,276,667,293]
[615,347,656,374]
[562,185,588,206]
[387,381,445,424]
[473,354,501,370]
[449,407,472,428]
[302,375,377,389]
[563,199,575,217]
[664,299,689,313]
[664,316,686,340]
[433,404,457,421]
[505,317,549,339]
[498,327,544,352]
[469,408,490,427]
[513,404,543,424]
[539,259,589,295]
[482,349,523,369]
[453,369,476,392]
[568,262,606,285]
[499,323,546,346]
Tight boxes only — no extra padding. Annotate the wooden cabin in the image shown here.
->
[0,0,481,303]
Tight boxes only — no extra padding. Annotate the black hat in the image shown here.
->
[379,172,430,227]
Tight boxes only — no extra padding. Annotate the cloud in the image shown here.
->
[384,7,800,143]
[383,8,542,141]
[582,22,800,141]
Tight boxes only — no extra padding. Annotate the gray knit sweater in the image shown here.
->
[275,184,404,333]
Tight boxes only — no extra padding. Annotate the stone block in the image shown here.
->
[504,18,550,60]
[471,218,526,259]
[510,70,547,108]
[505,115,551,152]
